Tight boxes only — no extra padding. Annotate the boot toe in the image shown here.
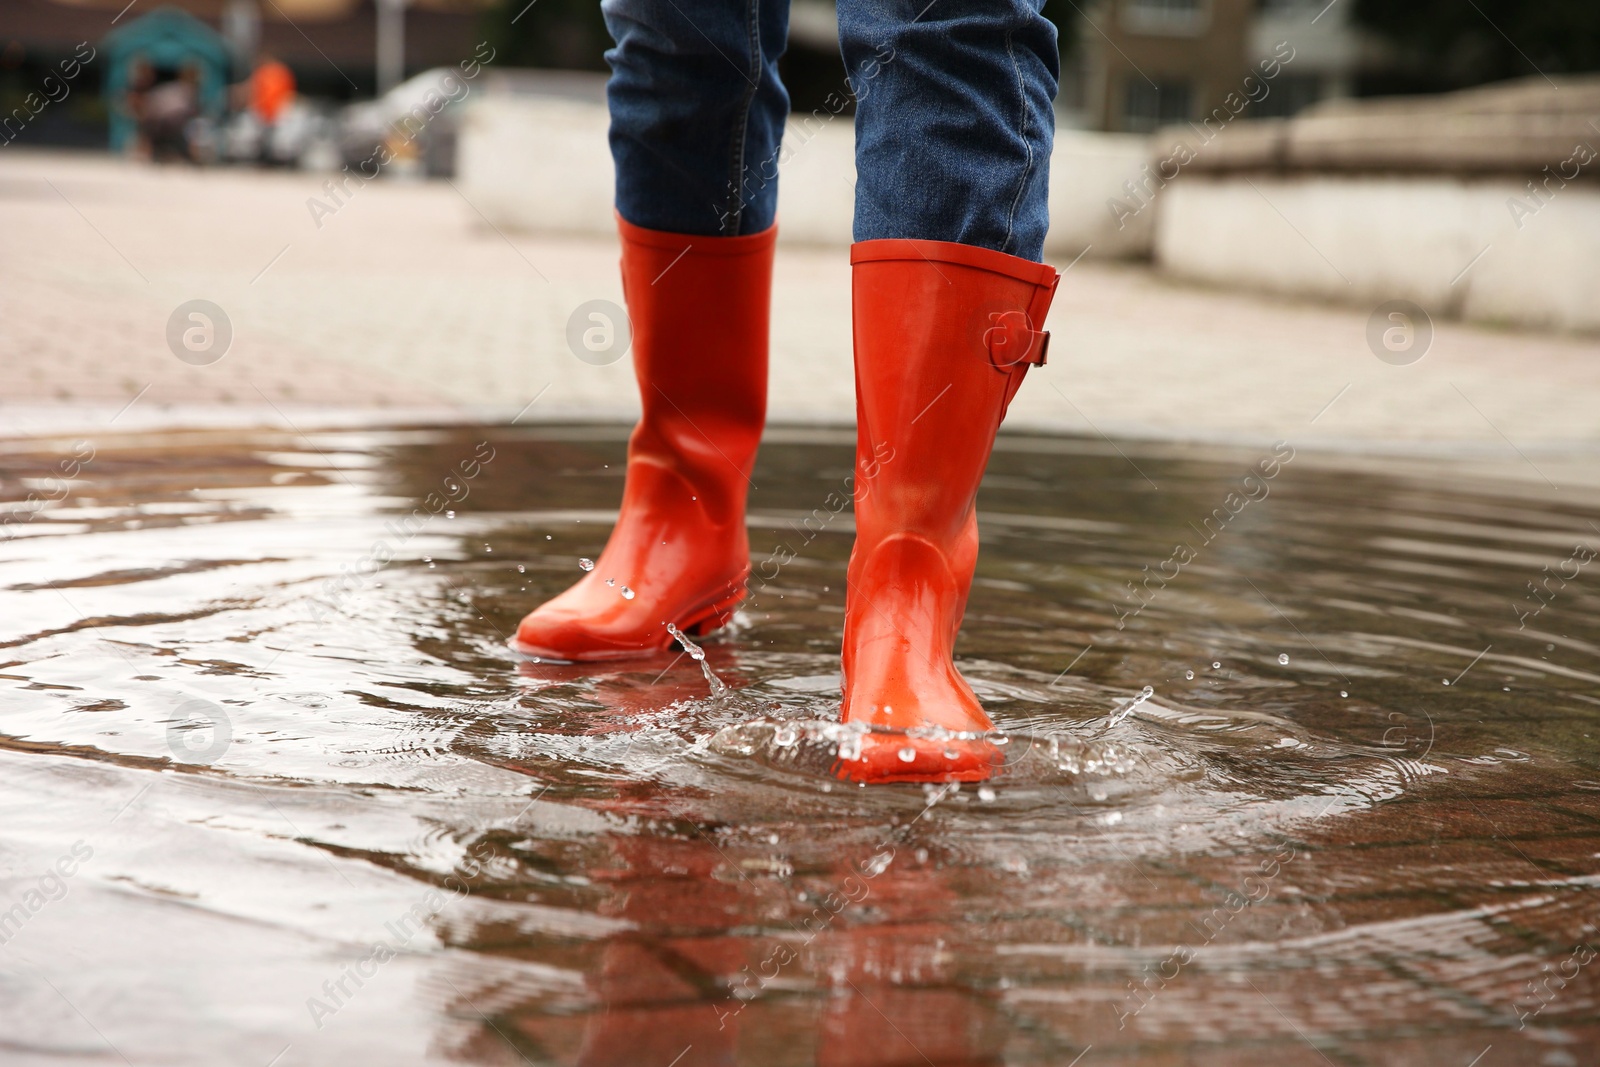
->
[832,733,1002,784]
[512,609,654,662]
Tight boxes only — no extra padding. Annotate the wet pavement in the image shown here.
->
[2,423,1599,1066]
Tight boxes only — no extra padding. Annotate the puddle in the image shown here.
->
[1,424,1598,1065]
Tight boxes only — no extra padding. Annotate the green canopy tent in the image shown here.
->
[102,7,232,151]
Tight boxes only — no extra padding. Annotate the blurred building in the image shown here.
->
[1063,0,1383,131]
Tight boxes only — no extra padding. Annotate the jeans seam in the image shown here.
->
[724,0,763,234]
[1002,25,1035,258]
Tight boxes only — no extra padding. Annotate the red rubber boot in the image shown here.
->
[834,239,1059,784]
[513,217,774,661]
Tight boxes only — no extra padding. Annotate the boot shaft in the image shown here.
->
[849,239,1058,550]
[617,215,776,527]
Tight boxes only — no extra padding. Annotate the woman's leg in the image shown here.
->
[606,0,791,236]
[515,0,791,661]
[833,0,1062,781]
[841,0,1058,257]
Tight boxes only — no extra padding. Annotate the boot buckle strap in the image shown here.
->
[985,311,1050,369]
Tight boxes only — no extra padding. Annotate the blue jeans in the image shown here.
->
[602,0,1059,261]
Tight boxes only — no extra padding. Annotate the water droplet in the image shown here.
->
[604,578,615,587]
[445,510,455,519]
[897,747,916,763]
[1211,661,1221,669]
[484,544,493,553]
[943,749,957,760]
[545,534,552,540]
[977,786,996,802]
[1278,653,1290,665]
[579,558,594,571]
[664,623,727,697]
[516,564,525,573]
[620,586,635,599]
[1340,690,1349,698]
[1184,669,1194,680]
[426,561,435,568]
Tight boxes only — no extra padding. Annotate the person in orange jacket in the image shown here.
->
[515,0,1061,786]
[248,53,295,129]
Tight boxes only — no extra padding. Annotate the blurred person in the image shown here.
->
[140,65,201,162]
[515,0,1060,785]
[246,52,295,150]
[119,58,155,159]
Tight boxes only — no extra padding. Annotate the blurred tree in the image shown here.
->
[482,0,612,71]
[1353,0,1600,93]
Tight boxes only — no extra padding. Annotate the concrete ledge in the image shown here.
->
[1155,173,1600,334]
[1159,75,1600,177]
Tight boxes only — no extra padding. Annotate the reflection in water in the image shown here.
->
[0,425,1598,1066]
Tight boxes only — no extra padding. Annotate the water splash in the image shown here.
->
[665,622,728,697]
[579,558,594,571]
[1106,685,1155,730]
[709,718,1144,782]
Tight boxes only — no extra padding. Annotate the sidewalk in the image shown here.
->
[4,150,1599,464]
